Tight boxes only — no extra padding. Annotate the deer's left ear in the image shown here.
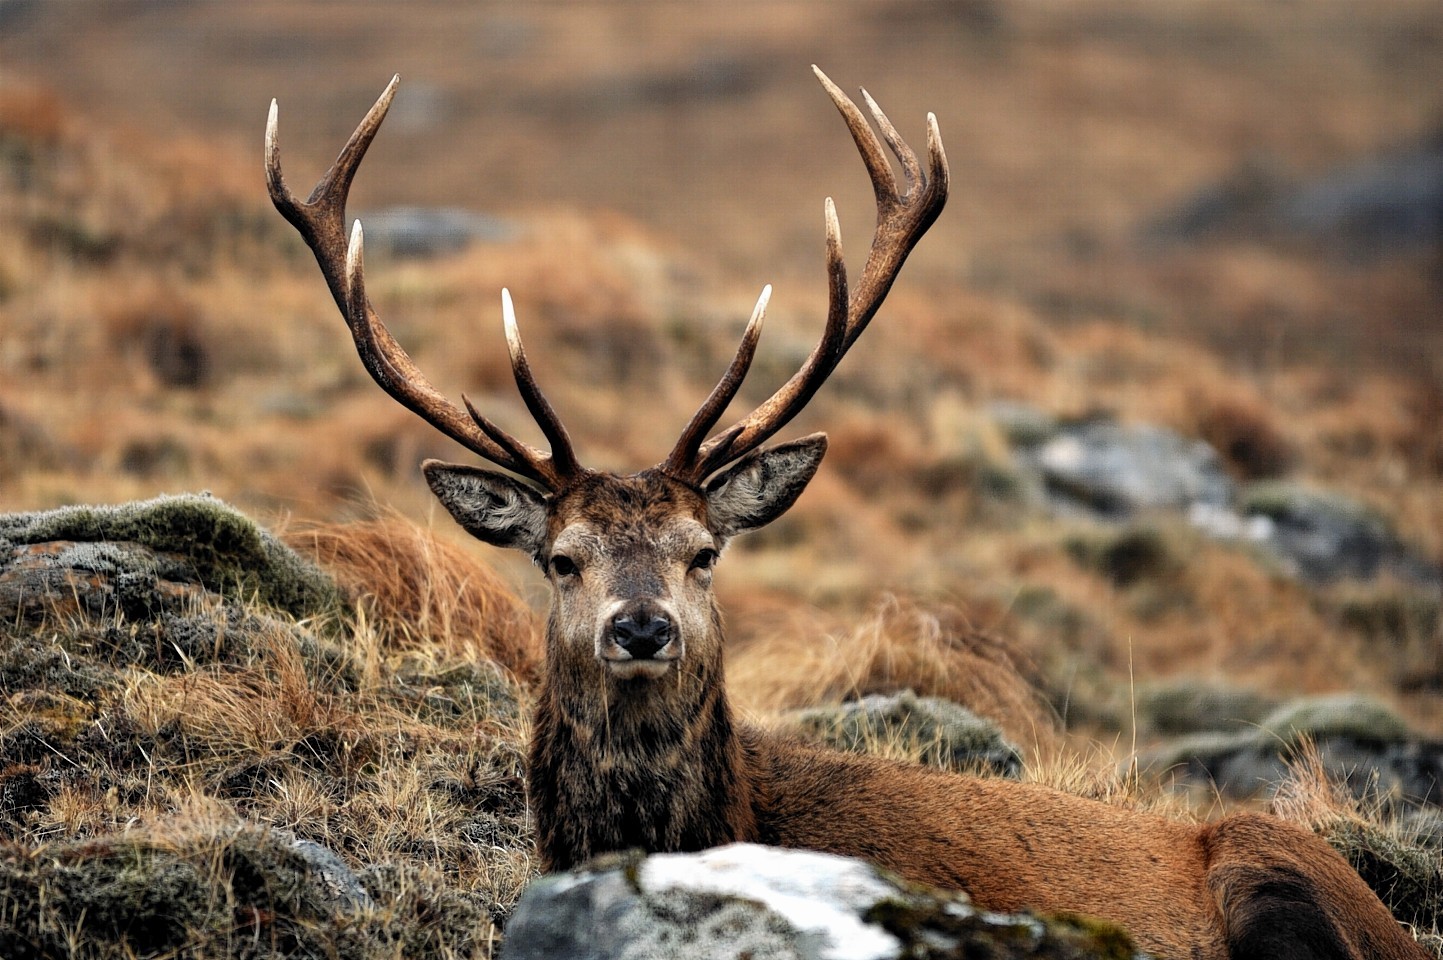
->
[704,433,827,539]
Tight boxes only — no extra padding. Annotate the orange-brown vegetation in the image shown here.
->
[729,597,1059,755]
[283,514,541,682]
[0,3,1440,952]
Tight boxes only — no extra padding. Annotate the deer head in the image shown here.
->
[266,68,947,704]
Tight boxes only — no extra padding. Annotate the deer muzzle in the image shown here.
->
[599,600,681,678]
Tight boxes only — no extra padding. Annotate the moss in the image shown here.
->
[0,494,345,621]
[0,639,114,700]
[1323,818,1442,935]
[1138,683,1277,736]
[864,889,1141,959]
[0,826,481,960]
[1260,694,1410,746]
[1064,524,1179,588]
[0,838,209,958]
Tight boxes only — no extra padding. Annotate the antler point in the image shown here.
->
[751,286,771,327]
[501,289,522,352]
[264,102,281,177]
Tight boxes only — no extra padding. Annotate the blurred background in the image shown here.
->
[1,1,1440,759]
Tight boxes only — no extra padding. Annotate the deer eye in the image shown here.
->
[689,548,719,572]
[550,555,579,578]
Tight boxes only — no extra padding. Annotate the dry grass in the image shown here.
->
[0,5,1440,951]
[1273,742,1443,950]
[730,597,1060,757]
[282,513,541,683]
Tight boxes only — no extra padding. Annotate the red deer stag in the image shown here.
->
[266,70,1428,960]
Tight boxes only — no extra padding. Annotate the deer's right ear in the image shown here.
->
[422,460,549,556]
[704,433,827,539]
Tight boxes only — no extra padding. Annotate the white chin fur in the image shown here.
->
[604,659,674,680]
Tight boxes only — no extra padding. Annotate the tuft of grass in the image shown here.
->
[729,596,1059,758]
[1273,743,1443,952]
[282,513,540,683]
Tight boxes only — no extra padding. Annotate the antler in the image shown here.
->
[265,76,580,490]
[662,66,948,483]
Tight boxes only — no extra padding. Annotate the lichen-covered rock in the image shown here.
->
[1023,420,1234,518]
[502,843,1141,960]
[1144,694,1442,806]
[1137,682,1279,736]
[789,690,1023,777]
[1241,482,1441,587]
[0,825,379,960]
[0,493,345,622]
[1259,693,1413,745]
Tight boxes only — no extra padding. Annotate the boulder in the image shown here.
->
[1143,694,1443,806]
[1240,482,1441,587]
[1137,682,1279,736]
[0,493,344,622]
[1023,420,1234,519]
[502,843,1141,960]
[789,690,1023,777]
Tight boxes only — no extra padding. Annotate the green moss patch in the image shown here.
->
[0,493,344,620]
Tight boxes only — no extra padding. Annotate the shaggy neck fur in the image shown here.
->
[527,611,757,870]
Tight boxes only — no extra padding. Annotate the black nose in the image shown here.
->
[610,612,674,660]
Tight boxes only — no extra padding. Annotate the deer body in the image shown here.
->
[515,475,1421,960]
[269,71,1429,960]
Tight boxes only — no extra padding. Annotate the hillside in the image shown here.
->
[0,2,1441,955]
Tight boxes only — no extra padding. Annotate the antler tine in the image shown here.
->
[661,285,771,475]
[344,223,561,487]
[675,68,948,482]
[269,77,575,491]
[267,76,398,311]
[502,289,580,478]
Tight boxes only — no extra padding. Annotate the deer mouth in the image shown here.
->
[601,655,678,680]
[599,638,683,680]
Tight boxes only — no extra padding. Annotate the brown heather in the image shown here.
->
[0,3,1440,955]
[283,513,541,683]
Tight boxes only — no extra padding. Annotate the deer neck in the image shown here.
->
[528,615,757,870]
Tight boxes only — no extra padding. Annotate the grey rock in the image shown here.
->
[286,835,373,912]
[357,206,518,258]
[1240,482,1441,586]
[502,843,1141,960]
[1143,694,1443,806]
[1144,130,1443,257]
[789,691,1023,778]
[1024,420,1234,519]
